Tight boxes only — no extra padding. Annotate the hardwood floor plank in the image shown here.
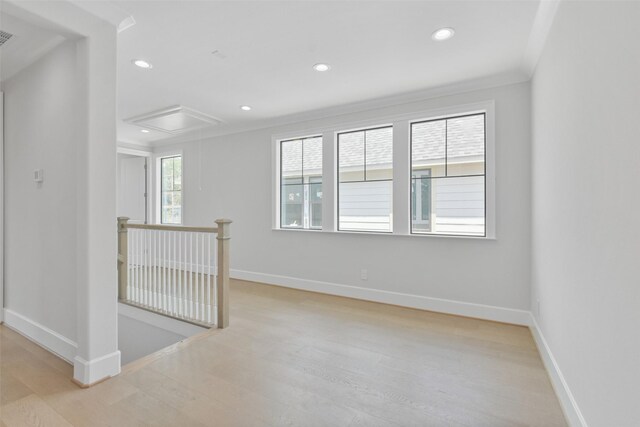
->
[1,394,72,427]
[0,370,34,406]
[0,279,567,426]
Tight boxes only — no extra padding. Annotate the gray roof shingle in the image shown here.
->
[281,114,484,176]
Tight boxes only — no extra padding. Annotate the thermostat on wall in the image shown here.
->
[34,169,44,183]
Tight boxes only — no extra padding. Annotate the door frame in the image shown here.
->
[117,146,152,224]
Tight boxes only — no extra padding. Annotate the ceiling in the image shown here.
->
[0,11,66,81]
[110,1,544,145]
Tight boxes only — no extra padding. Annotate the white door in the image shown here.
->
[117,155,147,223]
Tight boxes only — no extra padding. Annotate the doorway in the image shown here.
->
[117,149,150,224]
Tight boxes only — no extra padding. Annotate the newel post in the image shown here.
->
[117,217,129,301]
[215,218,232,328]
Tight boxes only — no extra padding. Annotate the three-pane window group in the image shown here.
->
[280,113,486,237]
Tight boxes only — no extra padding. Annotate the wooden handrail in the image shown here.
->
[125,223,218,233]
[117,216,231,329]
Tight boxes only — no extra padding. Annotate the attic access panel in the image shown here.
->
[125,105,223,135]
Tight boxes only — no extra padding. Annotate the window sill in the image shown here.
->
[272,227,496,240]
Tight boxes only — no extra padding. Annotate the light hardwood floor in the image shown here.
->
[0,279,566,426]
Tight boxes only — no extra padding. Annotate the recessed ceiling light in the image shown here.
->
[313,63,330,72]
[240,105,252,111]
[141,129,150,133]
[133,59,152,69]
[432,27,455,41]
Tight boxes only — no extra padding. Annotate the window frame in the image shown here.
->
[409,112,487,237]
[278,135,323,230]
[271,100,495,240]
[156,151,183,225]
[336,125,394,233]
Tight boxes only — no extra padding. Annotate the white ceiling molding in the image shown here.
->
[145,70,528,148]
[522,0,561,77]
[69,1,135,33]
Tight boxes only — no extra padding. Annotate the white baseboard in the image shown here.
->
[230,269,531,326]
[529,314,587,427]
[118,302,208,337]
[73,350,121,386]
[3,308,77,363]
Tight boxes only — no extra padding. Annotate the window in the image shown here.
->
[160,155,182,224]
[280,136,322,229]
[411,113,485,236]
[338,126,393,232]
[273,102,493,238]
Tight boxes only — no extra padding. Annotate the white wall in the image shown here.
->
[2,41,79,343]
[531,1,640,426]
[2,0,119,384]
[157,82,532,315]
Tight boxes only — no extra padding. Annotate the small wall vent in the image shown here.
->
[0,30,13,47]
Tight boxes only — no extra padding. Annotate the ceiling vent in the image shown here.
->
[0,31,14,47]
[125,105,223,135]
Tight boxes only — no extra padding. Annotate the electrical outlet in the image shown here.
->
[536,299,541,316]
[360,269,368,280]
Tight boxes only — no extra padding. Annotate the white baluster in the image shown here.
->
[177,230,181,316]
[133,230,137,303]
[146,230,150,307]
[200,234,204,322]
[189,232,193,319]
[171,231,175,315]
[162,231,166,313]
[129,229,133,302]
[151,230,155,308]
[183,232,188,317]
[137,229,141,304]
[195,233,199,321]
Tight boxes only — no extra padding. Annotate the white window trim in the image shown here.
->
[272,100,496,239]
[278,135,324,230]
[155,150,184,225]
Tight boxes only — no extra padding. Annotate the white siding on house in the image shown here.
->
[339,180,392,232]
[433,176,485,235]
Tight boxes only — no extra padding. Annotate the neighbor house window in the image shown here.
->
[337,126,393,232]
[280,136,323,229]
[411,113,485,236]
[161,155,182,224]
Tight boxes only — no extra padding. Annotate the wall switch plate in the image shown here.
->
[34,169,44,183]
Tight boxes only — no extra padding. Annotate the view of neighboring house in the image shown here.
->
[281,114,485,235]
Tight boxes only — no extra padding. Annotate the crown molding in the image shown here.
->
[523,0,561,77]
[69,0,135,32]
[147,69,528,148]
